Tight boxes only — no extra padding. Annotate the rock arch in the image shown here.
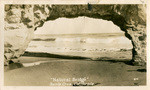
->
[4,4,146,66]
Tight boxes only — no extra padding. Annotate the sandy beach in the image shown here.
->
[4,50,146,86]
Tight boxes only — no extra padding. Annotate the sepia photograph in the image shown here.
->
[0,0,149,89]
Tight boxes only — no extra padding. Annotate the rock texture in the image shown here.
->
[4,4,146,66]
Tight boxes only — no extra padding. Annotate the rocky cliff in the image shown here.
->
[4,4,146,66]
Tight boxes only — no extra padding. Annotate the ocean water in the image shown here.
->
[26,33,133,54]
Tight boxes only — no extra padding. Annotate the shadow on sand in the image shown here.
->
[23,51,91,60]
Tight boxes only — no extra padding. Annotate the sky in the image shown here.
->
[34,17,124,34]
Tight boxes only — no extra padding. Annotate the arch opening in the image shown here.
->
[25,17,133,61]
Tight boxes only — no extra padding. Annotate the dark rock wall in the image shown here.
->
[4,4,146,65]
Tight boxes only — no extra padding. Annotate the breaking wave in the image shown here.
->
[32,36,130,44]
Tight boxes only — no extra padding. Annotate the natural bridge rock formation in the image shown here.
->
[4,4,146,66]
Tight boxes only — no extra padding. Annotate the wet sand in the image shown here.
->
[4,51,146,86]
